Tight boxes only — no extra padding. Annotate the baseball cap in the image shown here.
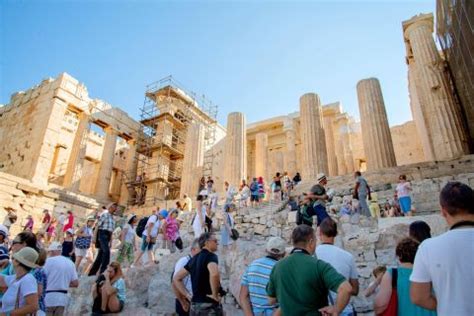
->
[47,241,62,252]
[159,210,169,218]
[0,246,9,261]
[266,237,286,256]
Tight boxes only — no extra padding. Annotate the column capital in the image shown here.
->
[402,13,433,39]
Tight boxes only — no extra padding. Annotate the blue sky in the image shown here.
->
[1,0,435,126]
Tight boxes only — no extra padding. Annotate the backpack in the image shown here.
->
[296,205,313,226]
[135,216,149,238]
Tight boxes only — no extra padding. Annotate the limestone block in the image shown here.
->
[259,217,267,225]
[287,211,297,223]
[251,218,259,224]
[269,227,281,237]
[254,224,267,235]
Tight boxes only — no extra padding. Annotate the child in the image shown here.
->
[117,214,137,267]
[364,266,386,297]
[46,217,56,244]
[221,204,234,249]
[369,192,381,218]
[62,228,75,261]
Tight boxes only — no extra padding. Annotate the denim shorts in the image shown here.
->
[141,235,155,251]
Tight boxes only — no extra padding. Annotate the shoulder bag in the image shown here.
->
[377,268,398,316]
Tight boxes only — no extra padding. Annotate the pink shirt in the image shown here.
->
[165,217,179,241]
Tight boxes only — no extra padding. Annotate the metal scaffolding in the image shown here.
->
[123,76,218,206]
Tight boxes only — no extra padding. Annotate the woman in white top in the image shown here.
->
[396,174,413,216]
[75,216,95,273]
[117,215,137,267]
[0,247,39,315]
[192,195,207,237]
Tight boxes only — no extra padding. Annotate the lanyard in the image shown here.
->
[290,248,310,255]
[450,220,474,230]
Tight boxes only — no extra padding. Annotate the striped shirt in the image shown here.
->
[241,256,278,313]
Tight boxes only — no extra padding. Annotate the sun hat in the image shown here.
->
[159,210,169,218]
[0,246,9,261]
[126,213,137,223]
[47,241,62,252]
[266,237,286,256]
[12,247,38,268]
[86,216,96,221]
[0,224,9,237]
[317,173,327,182]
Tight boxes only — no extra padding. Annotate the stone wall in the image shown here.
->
[391,120,425,166]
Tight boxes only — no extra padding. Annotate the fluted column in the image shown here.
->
[224,112,247,187]
[357,78,397,170]
[403,14,469,160]
[63,112,89,191]
[299,93,328,179]
[180,123,205,197]
[283,118,297,176]
[119,139,138,205]
[407,60,433,161]
[94,127,118,200]
[322,106,340,176]
[255,133,268,180]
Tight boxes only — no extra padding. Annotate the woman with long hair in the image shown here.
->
[92,261,126,314]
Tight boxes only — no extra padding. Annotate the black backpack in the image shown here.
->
[296,205,313,226]
[135,216,149,238]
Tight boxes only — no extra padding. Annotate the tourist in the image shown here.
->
[0,247,39,315]
[55,212,66,242]
[316,218,359,316]
[117,214,137,267]
[308,173,330,226]
[257,177,265,201]
[224,181,237,205]
[206,176,214,194]
[375,237,435,316]
[250,177,260,208]
[23,215,34,231]
[75,216,95,272]
[92,261,126,314]
[134,209,167,266]
[364,266,386,297]
[266,225,352,315]
[339,196,354,217]
[89,203,117,276]
[163,209,180,252]
[3,208,17,232]
[240,237,286,316]
[220,204,234,250]
[198,176,206,195]
[193,195,207,237]
[410,182,474,315]
[272,172,282,201]
[396,174,413,216]
[381,201,396,217]
[0,246,10,274]
[9,231,39,266]
[409,220,432,243]
[46,217,56,244]
[173,232,223,315]
[172,238,201,316]
[33,249,48,316]
[282,171,291,199]
[61,229,75,260]
[62,211,74,234]
[183,194,192,212]
[176,201,184,212]
[369,192,381,218]
[296,193,315,226]
[44,241,79,315]
[293,172,302,185]
[0,226,8,248]
[210,189,219,213]
[239,180,250,207]
[41,209,52,233]
[353,171,371,217]
[36,231,46,249]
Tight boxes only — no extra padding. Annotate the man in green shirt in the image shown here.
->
[266,225,353,315]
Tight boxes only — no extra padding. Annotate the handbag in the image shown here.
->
[377,268,398,316]
[230,228,239,240]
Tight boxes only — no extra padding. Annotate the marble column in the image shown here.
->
[322,105,340,176]
[119,139,138,205]
[180,123,205,197]
[407,60,433,161]
[224,112,247,187]
[357,78,396,171]
[333,119,347,176]
[255,133,268,180]
[403,14,469,160]
[94,127,118,200]
[63,112,90,191]
[283,118,297,177]
[299,93,328,179]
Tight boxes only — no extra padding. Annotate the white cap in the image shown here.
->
[66,228,74,235]
[47,241,62,252]
[266,237,286,255]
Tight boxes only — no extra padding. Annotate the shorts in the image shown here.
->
[251,195,259,202]
[75,247,88,257]
[399,196,412,213]
[141,235,155,252]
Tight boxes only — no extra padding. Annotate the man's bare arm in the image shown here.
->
[239,285,254,316]
[207,262,221,301]
[410,282,437,311]
[173,268,192,300]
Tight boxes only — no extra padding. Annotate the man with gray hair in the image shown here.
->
[240,237,287,316]
[172,238,202,316]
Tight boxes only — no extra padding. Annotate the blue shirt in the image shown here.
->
[241,256,278,313]
[113,278,126,303]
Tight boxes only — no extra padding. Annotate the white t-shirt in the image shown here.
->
[396,182,411,198]
[410,228,474,316]
[173,255,192,293]
[316,244,358,314]
[143,214,160,238]
[57,214,66,225]
[124,223,136,243]
[44,255,78,307]
[1,274,37,313]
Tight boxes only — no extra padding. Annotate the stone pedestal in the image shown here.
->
[357,78,397,171]
[94,127,118,201]
[283,118,297,177]
[224,112,247,187]
[403,14,469,160]
[255,133,268,180]
[299,93,328,179]
[63,112,90,191]
[180,123,205,197]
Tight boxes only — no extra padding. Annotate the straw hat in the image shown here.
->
[12,247,38,269]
